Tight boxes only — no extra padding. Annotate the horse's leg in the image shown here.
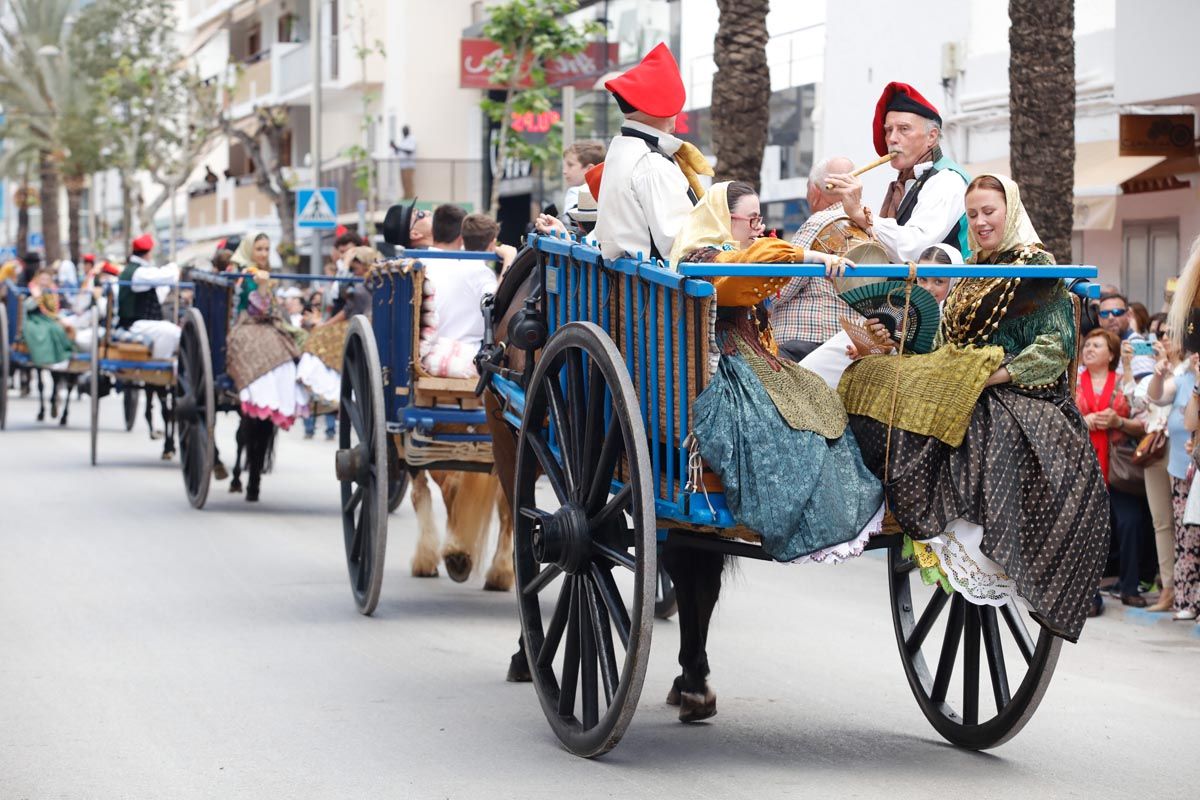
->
[484,480,514,591]
[36,369,45,421]
[59,375,73,426]
[146,387,164,439]
[229,417,246,493]
[50,373,60,419]
[662,542,724,722]
[245,418,271,502]
[410,470,441,577]
[440,471,496,583]
[160,388,175,459]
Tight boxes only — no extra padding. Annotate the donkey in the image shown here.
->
[480,246,725,718]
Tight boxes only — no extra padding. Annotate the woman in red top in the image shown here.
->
[1077,326,1149,606]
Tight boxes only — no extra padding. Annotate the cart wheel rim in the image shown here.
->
[176,309,215,509]
[386,437,409,514]
[339,315,389,615]
[513,322,656,758]
[888,544,1062,749]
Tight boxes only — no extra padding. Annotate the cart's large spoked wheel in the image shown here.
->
[0,301,9,431]
[889,544,1062,749]
[386,436,409,514]
[123,386,139,431]
[336,317,388,615]
[514,322,655,758]
[176,309,215,508]
[89,307,100,465]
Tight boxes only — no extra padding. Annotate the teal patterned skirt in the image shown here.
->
[693,323,883,561]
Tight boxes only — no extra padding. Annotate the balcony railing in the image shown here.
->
[277,38,340,97]
[231,54,273,107]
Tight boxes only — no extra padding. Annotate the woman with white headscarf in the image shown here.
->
[838,174,1110,643]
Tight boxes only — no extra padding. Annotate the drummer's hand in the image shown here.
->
[864,317,890,345]
[534,214,567,236]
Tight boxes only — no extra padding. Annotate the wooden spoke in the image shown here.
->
[584,575,620,705]
[525,430,571,504]
[931,594,966,704]
[906,587,951,654]
[544,373,580,494]
[593,540,635,572]
[589,483,632,533]
[344,389,366,441]
[522,563,563,597]
[963,604,981,726]
[349,507,366,564]
[586,419,622,514]
[557,578,581,718]
[591,564,631,649]
[343,485,363,515]
[538,578,573,669]
[579,577,599,729]
[980,606,1011,713]
[566,348,587,478]
[1000,602,1036,665]
[580,358,607,487]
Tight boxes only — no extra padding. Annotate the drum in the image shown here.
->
[810,216,892,293]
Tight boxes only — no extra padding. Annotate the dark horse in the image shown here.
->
[35,366,79,426]
[481,247,723,722]
[228,415,275,502]
[142,385,177,459]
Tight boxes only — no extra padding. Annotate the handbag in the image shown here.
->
[1132,429,1167,466]
[1108,432,1146,495]
[1184,466,1200,526]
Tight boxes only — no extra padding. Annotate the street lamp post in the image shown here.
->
[310,0,322,273]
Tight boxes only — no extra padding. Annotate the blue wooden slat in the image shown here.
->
[649,281,660,496]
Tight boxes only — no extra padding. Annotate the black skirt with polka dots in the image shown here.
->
[849,382,1110,642]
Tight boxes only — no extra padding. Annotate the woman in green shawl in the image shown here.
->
[839,173,1109,642]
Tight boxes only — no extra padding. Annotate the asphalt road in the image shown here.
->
[1,390,1198,799]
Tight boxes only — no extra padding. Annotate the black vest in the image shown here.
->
[894,166,965,251]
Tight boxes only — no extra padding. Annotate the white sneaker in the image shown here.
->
[1173,609,1198,621]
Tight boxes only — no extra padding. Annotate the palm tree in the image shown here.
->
[0,0,77,263]
[710,0,771,188]
[1009,0,1074,262]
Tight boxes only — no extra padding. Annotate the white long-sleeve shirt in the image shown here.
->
[592,120,693,261]
[131,262,181,306]
[873,161,968,262]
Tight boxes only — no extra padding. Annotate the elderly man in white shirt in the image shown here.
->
[825,82,970,263]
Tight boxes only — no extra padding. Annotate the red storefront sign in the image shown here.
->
[460,39,619,90]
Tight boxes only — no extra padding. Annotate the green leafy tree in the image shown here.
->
[479,0,602,214]
[0,0,76,262]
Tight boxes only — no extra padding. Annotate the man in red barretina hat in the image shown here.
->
[826,82,970,262]
[585,42,713,262]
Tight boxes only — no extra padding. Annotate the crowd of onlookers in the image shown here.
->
[1078,283,1200,621]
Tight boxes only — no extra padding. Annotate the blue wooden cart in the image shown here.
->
[332,249,501,615]
[477,232,1100,757]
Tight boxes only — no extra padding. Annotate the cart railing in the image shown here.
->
[527,232,1100,528]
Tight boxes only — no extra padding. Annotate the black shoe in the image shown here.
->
[1121,593,1147,608]
[1088,595,1104,618]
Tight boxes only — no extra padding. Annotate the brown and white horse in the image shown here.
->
[481,246,724,718]
[409,467,513,592]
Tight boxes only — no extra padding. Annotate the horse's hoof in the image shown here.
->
[59,417,68,427]
[678,688,717,723]
[666,676,685,706]
[150,431,163,440]
[161,450,175,461]
[411,564,439,578]
[483,568,513,592]
[506,649,532,683]
[36,411,44,422]
[246,488,259,502]
[443,551,472,583]
[213,462,229,481]
[229,479,243,493]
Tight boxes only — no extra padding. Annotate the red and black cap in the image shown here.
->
[873,82,942,156]
[604,42,686,119]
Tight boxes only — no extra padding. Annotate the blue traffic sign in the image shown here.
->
[28,231,44,250]
[297,188,338,229]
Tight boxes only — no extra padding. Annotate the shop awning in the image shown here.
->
[184,15,228,58]
[964,141,1168,230]
[231,0,272,24]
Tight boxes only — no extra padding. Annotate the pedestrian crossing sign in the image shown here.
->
[297,188,338,229]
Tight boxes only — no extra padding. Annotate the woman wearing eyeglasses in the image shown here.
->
[669,180,885,563]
